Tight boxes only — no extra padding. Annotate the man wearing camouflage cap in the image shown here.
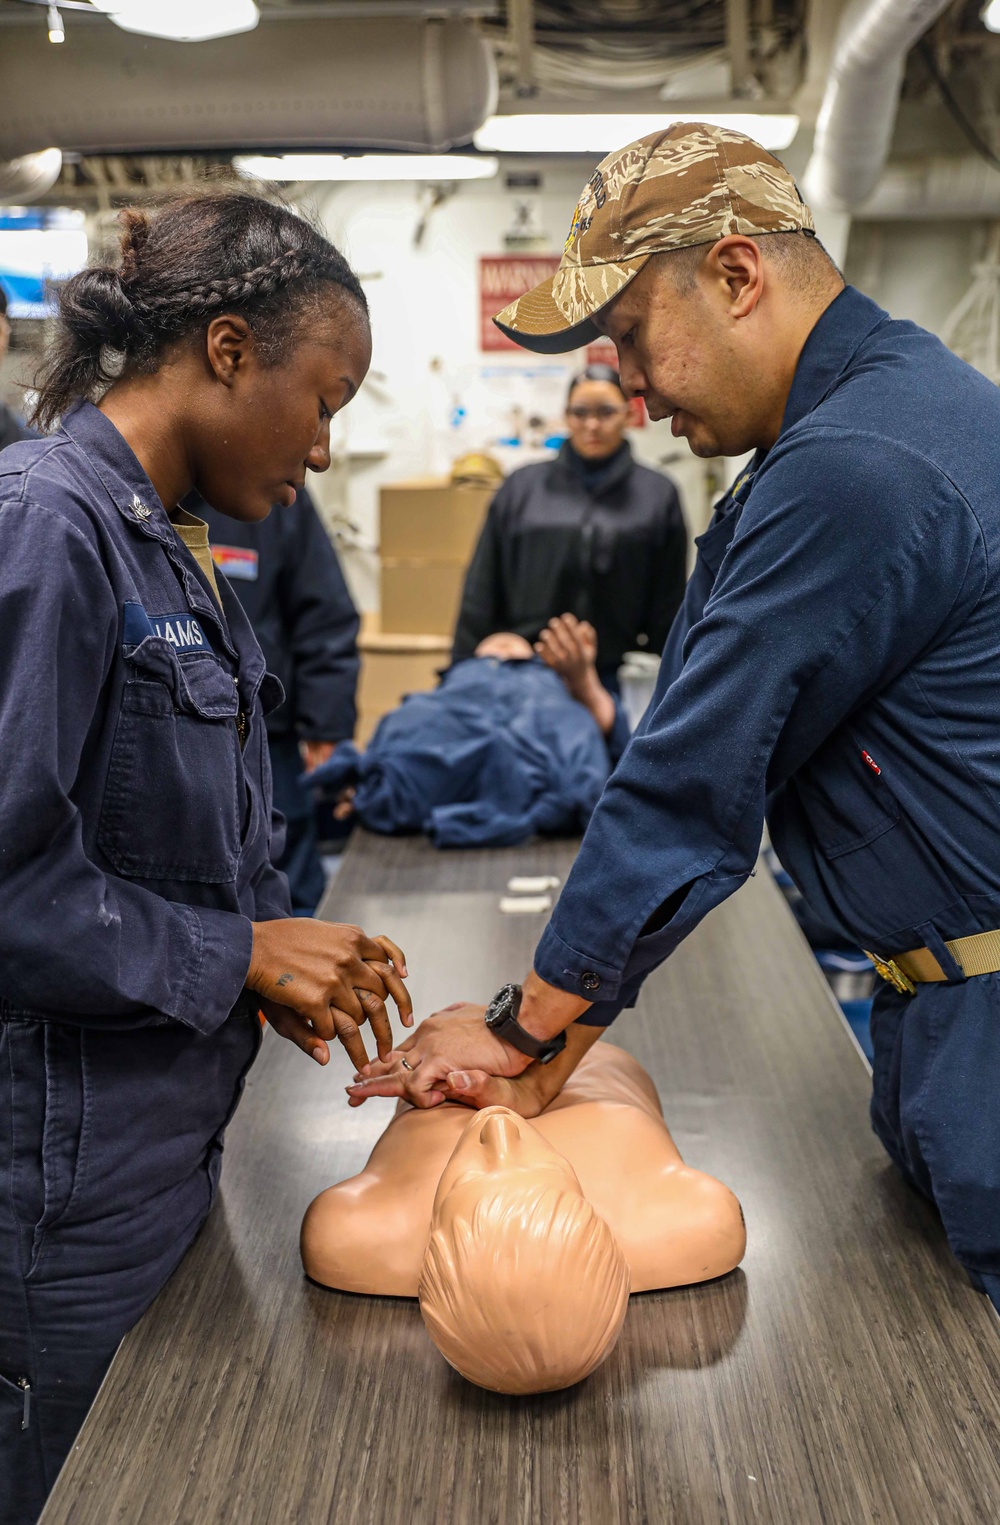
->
[351,124,1000,1309]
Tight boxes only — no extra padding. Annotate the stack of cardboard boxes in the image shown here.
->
[355,478,493,744]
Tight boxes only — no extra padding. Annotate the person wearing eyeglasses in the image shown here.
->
[452,363,687,685]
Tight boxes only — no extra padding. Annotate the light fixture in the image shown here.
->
[235,154,500,182]
[984,0,1000,31]
[474,113,801,155]
[89,0,259,42]
[46,4,65,42]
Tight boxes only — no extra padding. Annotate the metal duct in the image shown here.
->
[801,0,951,212]
[0,18,497,159]
[0,148,63,202]
[856,157,1000,220]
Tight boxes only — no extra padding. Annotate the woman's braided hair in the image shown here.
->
[32,187,368,430]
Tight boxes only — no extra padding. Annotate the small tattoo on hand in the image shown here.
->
[276,972,294,987]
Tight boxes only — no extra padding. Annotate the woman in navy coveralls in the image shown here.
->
[0,191,412,1524]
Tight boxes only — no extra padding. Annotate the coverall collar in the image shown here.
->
[59,399,235,654]
[779,285,889,440]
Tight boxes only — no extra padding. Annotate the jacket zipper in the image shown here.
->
[17,1377,30,1430]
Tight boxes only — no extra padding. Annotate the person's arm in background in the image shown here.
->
[451,489,508,660]
[279,488,360,772]
[535,613,619,741]
[643,479,689,655]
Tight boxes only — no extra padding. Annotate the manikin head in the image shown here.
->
[418,1107,630,1395]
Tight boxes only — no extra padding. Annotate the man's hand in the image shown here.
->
[248,920,411,1070]
[347,1010,604,1115]
[345,1002,531,1108]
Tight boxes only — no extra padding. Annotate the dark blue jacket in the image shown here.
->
[311,656,630,848]
[535,287,1000,1023]
[194,489,359,744]
[0,401,289,1034]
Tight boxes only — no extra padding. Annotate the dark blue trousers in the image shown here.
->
[870,972,1000,1305]
[0,1006,260,1525]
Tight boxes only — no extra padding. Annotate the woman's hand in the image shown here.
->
[247,920,411,1070]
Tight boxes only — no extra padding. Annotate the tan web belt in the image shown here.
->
[863,928,1000,995]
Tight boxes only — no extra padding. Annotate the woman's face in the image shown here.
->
[565,378,630,461]
[194,300,372,522]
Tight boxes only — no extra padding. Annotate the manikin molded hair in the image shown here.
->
[32,189,368,431]
[566,362,626,404]
[418,1180,630,1395]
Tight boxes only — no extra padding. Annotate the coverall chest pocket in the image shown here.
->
[98,639,242,882]
[796,729,899,860]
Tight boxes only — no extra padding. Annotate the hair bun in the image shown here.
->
[60,265,140,353]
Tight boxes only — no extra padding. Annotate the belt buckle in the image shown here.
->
[863,950,916,996]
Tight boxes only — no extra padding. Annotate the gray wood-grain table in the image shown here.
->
[41,831,1000,1525]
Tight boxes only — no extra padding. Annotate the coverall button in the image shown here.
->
[581,970,601,992]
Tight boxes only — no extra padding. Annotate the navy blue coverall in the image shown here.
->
[195,489,360,912]
[311,655,631,848]
[0,402,290,1524]
[536,287,1000,1303]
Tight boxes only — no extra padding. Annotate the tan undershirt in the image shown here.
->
[169,507,222,607]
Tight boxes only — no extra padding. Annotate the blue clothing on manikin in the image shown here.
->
[533,286,1000,1305]
[193,489,360,913]
[310,656,630,848]
[0,401,289,1525]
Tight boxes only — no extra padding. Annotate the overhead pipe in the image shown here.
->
[0,18,497,158]
[802,0,952,212]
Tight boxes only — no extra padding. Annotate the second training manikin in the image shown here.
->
[302,1042,746,1395]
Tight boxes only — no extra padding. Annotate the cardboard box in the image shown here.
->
[356,621,452,742]
[379,479,492,561]
[380,559,467,637]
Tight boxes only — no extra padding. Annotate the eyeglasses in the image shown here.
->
[566,405,628,422]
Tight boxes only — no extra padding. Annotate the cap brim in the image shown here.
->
[492,255,649,355]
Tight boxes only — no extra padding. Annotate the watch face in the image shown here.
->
[485,985,516,1028]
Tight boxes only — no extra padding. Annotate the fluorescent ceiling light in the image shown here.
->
[235,154,499,182]
[90,0,259,41]
[984,0,1000,32]
[474,113,800,155]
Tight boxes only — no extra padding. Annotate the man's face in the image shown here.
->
[598,250,756,459]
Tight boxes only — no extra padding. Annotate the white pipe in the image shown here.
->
[855,156,1000,219]
[802,0,952,212]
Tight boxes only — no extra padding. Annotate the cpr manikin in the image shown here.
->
[301,1043,746,1394]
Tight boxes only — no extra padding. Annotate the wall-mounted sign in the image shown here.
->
[479,254,561,352]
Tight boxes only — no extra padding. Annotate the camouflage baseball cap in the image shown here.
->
[493,122,815,354]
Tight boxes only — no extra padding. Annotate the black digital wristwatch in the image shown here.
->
[483,983,567,1065]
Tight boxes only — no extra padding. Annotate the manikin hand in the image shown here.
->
[248,921,412,1069]
[534,614,616,736]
